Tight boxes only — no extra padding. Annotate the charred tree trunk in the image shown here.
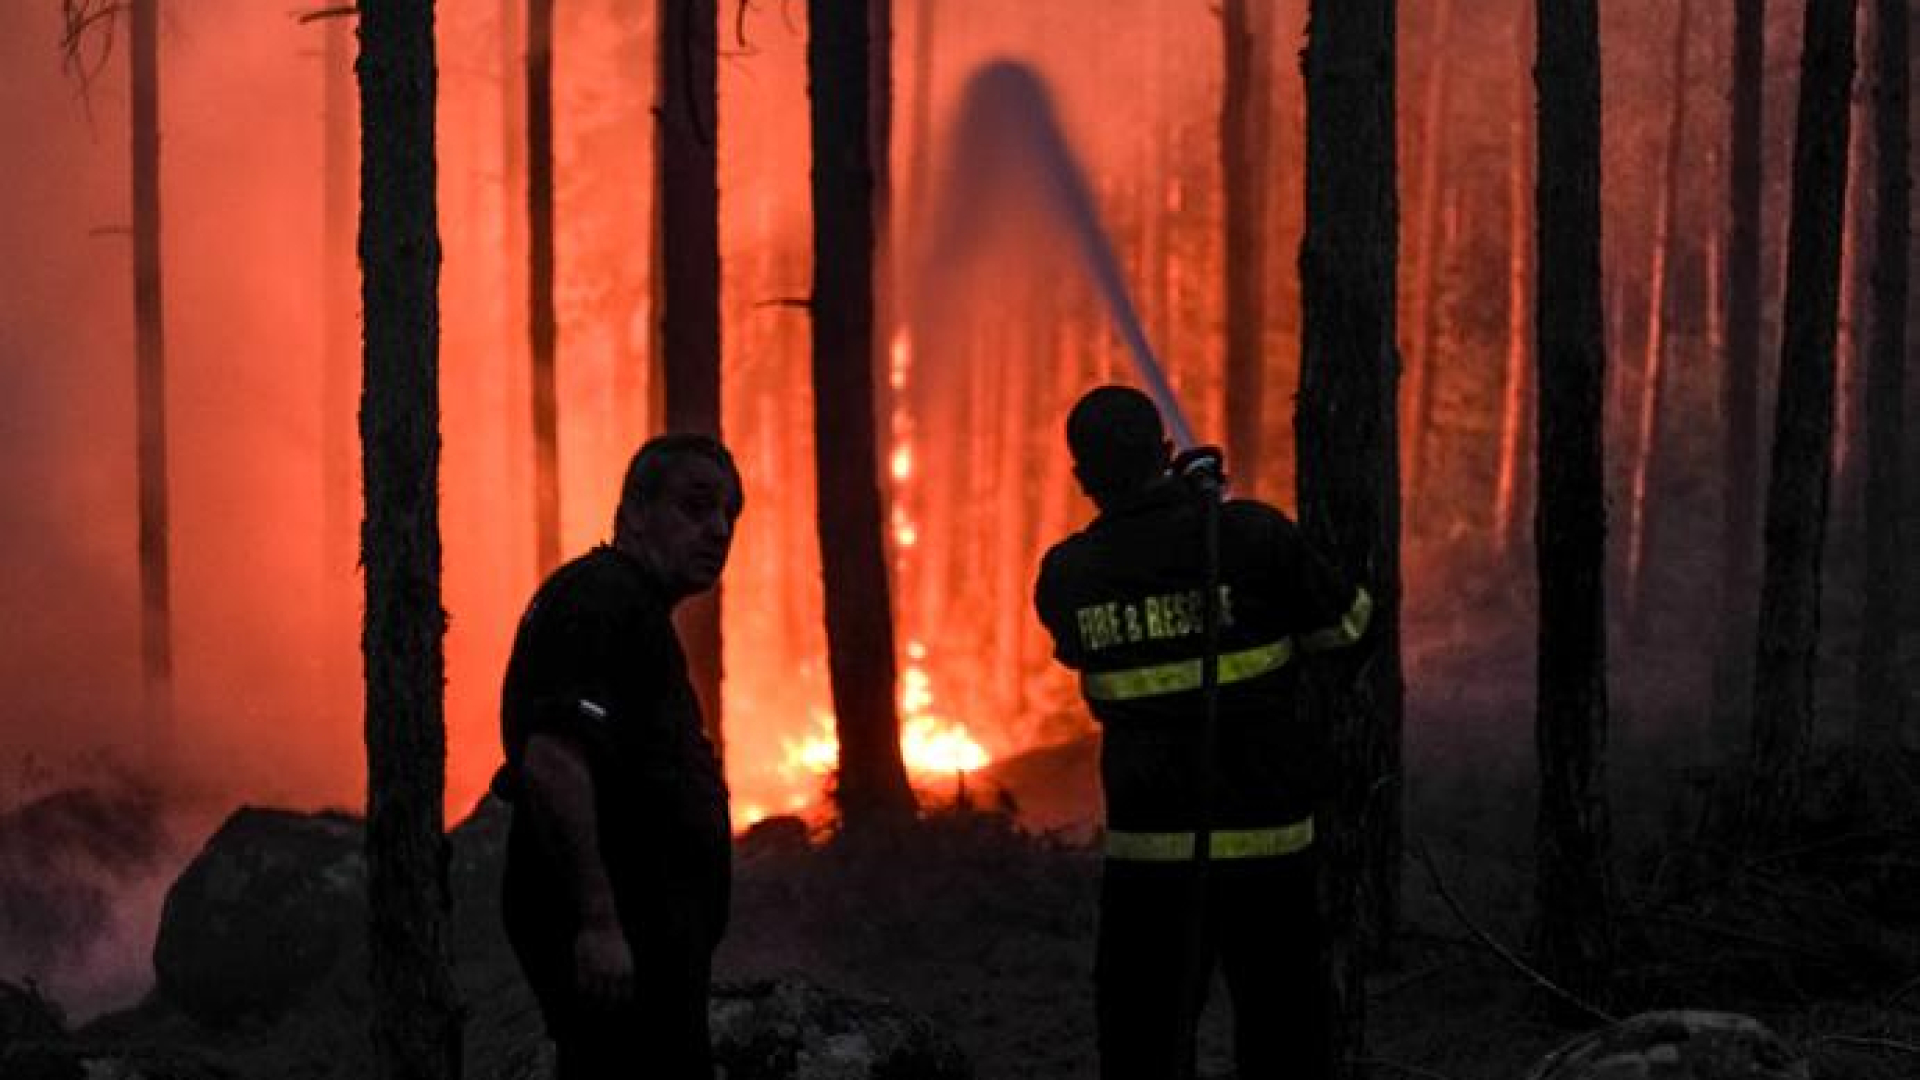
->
[809,0,916,834]
[356,1,461,1077]
[1855,0,1908,747]
[131,0,172,742]
[1714,0,1768,749]
[1300,1,1402,1072]
[657,0,725,748]
[1748,0,1859,823]
[1533,0,1615,1000]
[527,0,559,576]
[1222,0,1272,494]
[1624,0,1694,625]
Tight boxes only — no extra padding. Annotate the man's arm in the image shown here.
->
[521,731,634,1006]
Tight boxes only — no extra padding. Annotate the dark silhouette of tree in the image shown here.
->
[1713,0,1768,749]
[1221,0,1272,494]
[657,0,725,747]
[130,0,171,742]
[357,1,461,1076]
[808,0,916,833]
[527,0,559,576]
[1532,0,1615,1000]
[60,0,175,745]
[1748,0,1859,821]
[1299,0,1402,1070]
[1855,0,1907,748]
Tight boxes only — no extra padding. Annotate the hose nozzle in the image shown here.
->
[1173,445,1227,498]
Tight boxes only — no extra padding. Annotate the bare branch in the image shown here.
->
[58,0,125,118]
[1414,841,1618,1026]
[296,5,359,26]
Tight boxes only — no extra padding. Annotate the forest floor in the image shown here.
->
[15,515,1920,1079]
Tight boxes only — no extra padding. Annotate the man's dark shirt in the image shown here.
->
[497,544,730,990]
[1034,479,1364,833]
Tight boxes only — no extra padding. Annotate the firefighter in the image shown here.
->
[1033,385,1371,1080]
[494,433,743,1080]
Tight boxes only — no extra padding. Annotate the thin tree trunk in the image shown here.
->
[1833,15,1873,501]
[1402,0,1452,502]
[1855,0,1906,748]
[357,1,461,1076]
[657,0,725,748]
[809,0,916,834]
[499,0,530,583]
[1533,0,1615,1002]
[1494,14,1533,556]
[1625,0,1694,624]
[131,0,172,744]
[1714,0,1768,750]
[527,0,559,575]
[1222,0,1272,494]
[1300,2,1402,1072]
[1748,0,1859,825]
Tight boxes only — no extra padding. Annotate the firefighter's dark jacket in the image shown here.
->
[1034,478,1371,833]
[496,545,731,951]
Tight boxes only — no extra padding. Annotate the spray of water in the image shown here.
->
[913,59,1197,450]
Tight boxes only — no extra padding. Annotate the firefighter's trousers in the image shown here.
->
[1096,847,1332,1080]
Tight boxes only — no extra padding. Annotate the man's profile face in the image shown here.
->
[619,456,743,600]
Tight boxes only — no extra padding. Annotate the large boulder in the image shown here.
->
[711,979,971,1080]
[151,808,364,1026]
[1525,1011,1809,1080]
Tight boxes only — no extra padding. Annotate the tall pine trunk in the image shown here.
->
[1494,12,1534,556]
[527,0,559,576]
[1222,0,1272,494]
[1533,0,1615,1000]
[1749,0,1859,820]
[1855,0,1908,747]
[131,0,172,743]
[657,0,725,747]
[1714,0,1768,750]
[1300,1,1402,1072]
[809,0,916,834]
[1623,0,1692,625]
[357,1,461,1076]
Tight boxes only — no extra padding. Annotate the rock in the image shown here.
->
[711,979,971,1080]
[1525,1011,1809,1080]
[151,808,365,1027]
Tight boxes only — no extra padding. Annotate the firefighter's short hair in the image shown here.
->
[1067,385,1168,501]
[620,433,743,513]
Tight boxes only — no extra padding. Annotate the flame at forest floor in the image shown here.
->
[732,655,993,830]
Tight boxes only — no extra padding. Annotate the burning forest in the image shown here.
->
[1,0,1916,1078]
